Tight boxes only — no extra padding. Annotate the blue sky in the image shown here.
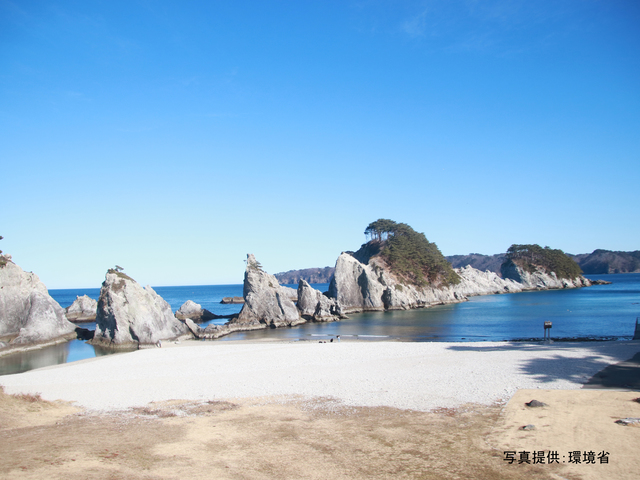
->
[2,0,639,288]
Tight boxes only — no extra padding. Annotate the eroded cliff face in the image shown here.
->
[328,252,464,313]
[0,255,76,347]
[453,266,523,296]
[501,260,592,289]
[327,253,386,313]
[231,254,303,328]
[328,250,593,314]
[90,270,189,348]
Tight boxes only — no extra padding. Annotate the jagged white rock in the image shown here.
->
[65,294,98,322]
[327,253,387,313]
[328,252,462,313]
[297,280,343,322]
[0,254,76,346]
[501,261,592,289]
[175,300,217,323]
[90,270,189,348]
[454,266,523,296]
[231,254,304,328]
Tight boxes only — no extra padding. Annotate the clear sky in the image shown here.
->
[2,0,639,289]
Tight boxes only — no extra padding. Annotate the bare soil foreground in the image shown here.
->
[0,340,639,479]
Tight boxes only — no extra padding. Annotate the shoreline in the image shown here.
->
[1,339,638,412]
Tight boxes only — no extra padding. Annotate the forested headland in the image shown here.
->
[501,244,582,280]
[361,219,460,287]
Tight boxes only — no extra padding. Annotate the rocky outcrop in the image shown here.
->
[221,296,244,304]
[197,256,341,339]
[90,270,189,348]
[453,266,523,296]
[229,254,303,328]
[175,300,217,323]
[65,295,98,322]
[0,254,76,348]
[328,248,595,314]
[183,321,258,340]
[328,252,465,313]
[501,260,592,289]
[280,285,298,302]
[297,280,344,322]
[327,253,387,313]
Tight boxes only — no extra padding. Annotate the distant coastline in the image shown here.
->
[275,249,640,284]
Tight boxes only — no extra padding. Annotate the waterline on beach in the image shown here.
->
[1,274,637,375]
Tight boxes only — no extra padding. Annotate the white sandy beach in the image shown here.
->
[1,340,638,412]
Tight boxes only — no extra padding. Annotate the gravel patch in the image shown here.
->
[1,340,638,412]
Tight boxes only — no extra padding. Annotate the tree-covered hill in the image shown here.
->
[569,249,640,274]
[362,219,460,287]
[446,253,506,273]
[275,267,335,284]
[447,249,640,276]
[502,244,582,280]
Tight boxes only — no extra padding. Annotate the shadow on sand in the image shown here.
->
[583,351,640,389]
[446,341,640,389]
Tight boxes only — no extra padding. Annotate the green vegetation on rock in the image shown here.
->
[505,244,582,280]
[107,268,135,282]
[365,219,460,287]
[0,236,5,268]
[247,258,263,272]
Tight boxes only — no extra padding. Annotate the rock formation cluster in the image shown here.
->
[231,254,304,328]
[0,231,601,352]
[326,248,594,314]
[297,280,342,322]
[500,260,592,289]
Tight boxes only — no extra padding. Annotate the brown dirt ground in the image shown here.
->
[0,387,576,480]
[490,389,640,480]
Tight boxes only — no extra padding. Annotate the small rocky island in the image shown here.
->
[326,220,595,314]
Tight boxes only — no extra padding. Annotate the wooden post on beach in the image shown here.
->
[544,321,552,342]
[633,318,640,340]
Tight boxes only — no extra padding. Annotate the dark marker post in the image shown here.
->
[544,321,552,342]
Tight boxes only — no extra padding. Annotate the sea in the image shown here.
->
[1,273,639,376]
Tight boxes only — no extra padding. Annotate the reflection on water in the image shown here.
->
[0,342,69,376]
[0,340,129,376]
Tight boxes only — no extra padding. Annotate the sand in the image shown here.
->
[1,339,638,479]
[0,339,638,412]
[491,389,640,480]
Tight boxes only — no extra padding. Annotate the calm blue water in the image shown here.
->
[219,274,640,342]
[2,275,638,375]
